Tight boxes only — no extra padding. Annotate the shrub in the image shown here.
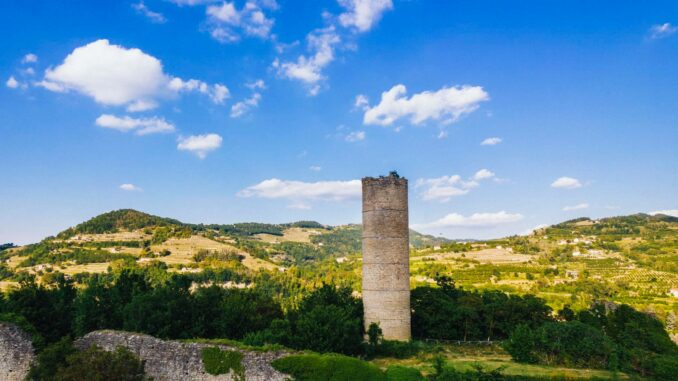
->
[201,347,245,380]
[272,353,386,381]
[505,321,614,369]
[26,337,76,381]
[502,324,536,364]
[53,345,151,381]
[385,365,425,381]
[652,354,678,381]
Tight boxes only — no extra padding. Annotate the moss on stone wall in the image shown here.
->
[200,346,245,380]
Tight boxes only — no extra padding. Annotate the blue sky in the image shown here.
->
[1,0,677,245]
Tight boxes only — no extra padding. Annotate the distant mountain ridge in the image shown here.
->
[53,209,450,249]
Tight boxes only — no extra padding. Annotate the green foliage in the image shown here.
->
[288,221,326,229]
[502,325,537,364]
[0,242,17,252]
[385,365,425,381]
[59,209,184,237]
[505,321,614,369]
[26,337,77,381]
[198,222,285,236]
[18,242,136,267]
[53,345,151,381]
[247,284,364,355]
[411,279,552,341]
[5,275,76,344]
[201,347,245,380]
[652,354,678,381]
[0,312,46,349]
[272,353,386,381]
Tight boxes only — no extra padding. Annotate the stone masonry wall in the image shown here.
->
[0,322,35,381]
[362,174,411,341]
[76,330,290,381]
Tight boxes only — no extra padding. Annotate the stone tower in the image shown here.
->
[362,173,411,341]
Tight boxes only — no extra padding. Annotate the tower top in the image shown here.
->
[362,171,407,185]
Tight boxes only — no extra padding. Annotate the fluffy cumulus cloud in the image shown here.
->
[177,134,223,159]
[22,53,38,64]
[338,0,393,32]
[38,39,229,110]
[238,178,361,202]
[481,137,502,146]
[345,130,366,142]
[95,114,175,135]
[206,1,276,43]
[415,211,524,229]
[473,169,495,181]
[6,76,20,89]
[551,176,582,189]
[650,209,678,217]
[649,23,677,39]
[120,183,142,192]
[416,169,495,202]
[563,203,589,211]
[274,27,340,94]
[132,1,167,23]
[363,84,489,126]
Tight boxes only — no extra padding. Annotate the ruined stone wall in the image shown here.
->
[76,330,290,381]
[362,174,411,340]
[0,322,35,381]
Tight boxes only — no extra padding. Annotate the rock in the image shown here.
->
[76,330,290,381]
[0,322,35,381]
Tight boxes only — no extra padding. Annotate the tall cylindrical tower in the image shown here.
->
[362,173,411,341]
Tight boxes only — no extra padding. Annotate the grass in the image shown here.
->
[369,343,633,380]
[185,337,288,352]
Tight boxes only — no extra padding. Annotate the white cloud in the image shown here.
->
[481,137,502,146]
[177,133,223,158]
[551,176,582,189]
[168,78,230,104]
[206,1,275,42]
[473,169,495,181]
[245,79,266,90]
[230,93,261,117]
[22,53,38,64]
[345,130,365,142]
[649,23,677,39]
[132,1,167,23]
[6,76,20,89]
[563,203,589,211]
[170,0,218,5]
[120,183,142,192]
[650,209,678,217]
[415,211,524,229]
[126,99,159,112]
[338,0,393,32]
[274,27,341,93]
[95,114,175,135]
[309,165,322,171]
[416,170,495,202]
[238,178,361,201]
[354,94,369,110]
[363,84,489,126]
[39,39,228,108]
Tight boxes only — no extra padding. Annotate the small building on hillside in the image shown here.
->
[669,289,678,298]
